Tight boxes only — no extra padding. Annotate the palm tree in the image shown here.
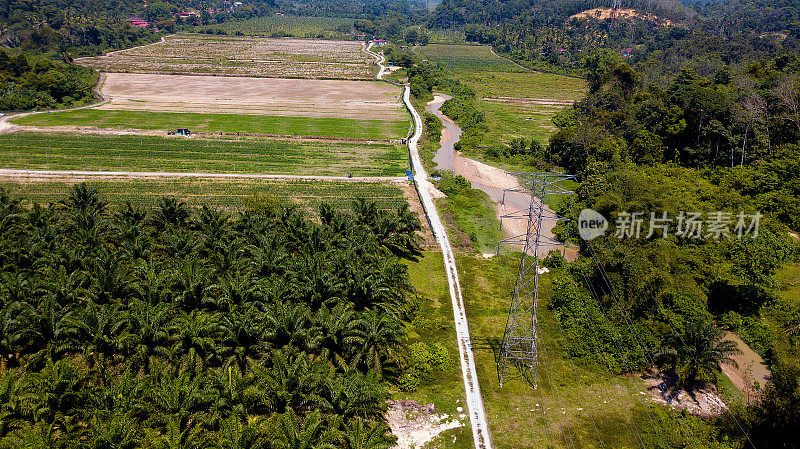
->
[89,411,142,449]
[126,301,174,374]
[255,351,326,415]
[147,415,211,449]
[171,311,220,371]
[154,197,190,229]
[217,415,268,449]
[172,258,219,312]
[268,409,335,449]
[0,370,28,436]
[217,305,268,372]
[0,420,63,449]
[339,418,394,449]
[319,371,388,421]
[315,303,362,370]
[61,302,132,373]
[204,367,266,425]
[22,359,92,425]
[264,302,319,352]
[351,311,404,375]
[659,319,742,391]
[5,298,74,370]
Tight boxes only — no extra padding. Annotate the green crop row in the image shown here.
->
[14,110,410,141]
[0,132,409,176]
[0,178,410,211]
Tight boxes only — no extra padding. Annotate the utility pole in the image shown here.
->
[497,172,574,388]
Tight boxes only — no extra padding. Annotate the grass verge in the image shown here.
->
[399,251,474,449]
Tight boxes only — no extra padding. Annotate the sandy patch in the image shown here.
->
[643,372,729,417]
[721,332,771,402]
[386,400,462,449]
[96,73,404,120]
[569,8,674,26]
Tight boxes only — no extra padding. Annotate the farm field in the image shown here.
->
[416,44,587,144]
[77,34,374,79]
[0,177,410,211]
[91,73,406,120]
[218,15,353,39]
[14,110,409,140]
[0,132,408,176]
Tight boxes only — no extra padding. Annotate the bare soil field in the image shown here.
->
[95,73,404,120]
[77,34,373,79]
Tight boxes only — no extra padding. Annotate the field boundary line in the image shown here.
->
[0,169,406,183]
[369,41,494,449]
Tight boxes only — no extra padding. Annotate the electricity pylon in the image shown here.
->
[497,172,575,388]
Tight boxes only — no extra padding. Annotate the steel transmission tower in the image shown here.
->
[497,172,575,388]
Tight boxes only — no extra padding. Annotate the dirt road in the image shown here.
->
[425,95,574,258]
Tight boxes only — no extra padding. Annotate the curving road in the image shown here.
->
[367,42,493,449]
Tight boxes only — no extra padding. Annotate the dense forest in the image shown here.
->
[0,186,425,447]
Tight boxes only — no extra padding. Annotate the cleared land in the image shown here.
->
[0,176,409,211]
[415,44,587,144]
[92,73,405,120]
[14,110,408,140]
[0,132,408,176]
[77,34,374,79]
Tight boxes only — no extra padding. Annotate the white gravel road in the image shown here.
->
[368,41,493,449]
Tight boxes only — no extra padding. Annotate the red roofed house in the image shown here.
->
[126,17,150,27]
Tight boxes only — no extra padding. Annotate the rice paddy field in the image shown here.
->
[415,44,587,144]
[77,34,374,80]
[0,132,409,176]
[218,15,354,39]
[0,177,410,211]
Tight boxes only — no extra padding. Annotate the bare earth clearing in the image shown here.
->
[97,73,404,120]
[569,7,674,26]
[78,34,373,79]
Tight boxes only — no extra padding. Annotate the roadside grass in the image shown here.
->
[435,188,501,254]
[0,132,408,176]
[0,178,409,211]
[14,110,410,140]
[458,255,736,448]
[216,15,353,39]
[400,251,474,449]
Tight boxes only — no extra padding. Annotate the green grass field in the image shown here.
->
[217,15,353,38]
[0,132,408,176]
[14,110,410,141]
[0,178,409,211]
